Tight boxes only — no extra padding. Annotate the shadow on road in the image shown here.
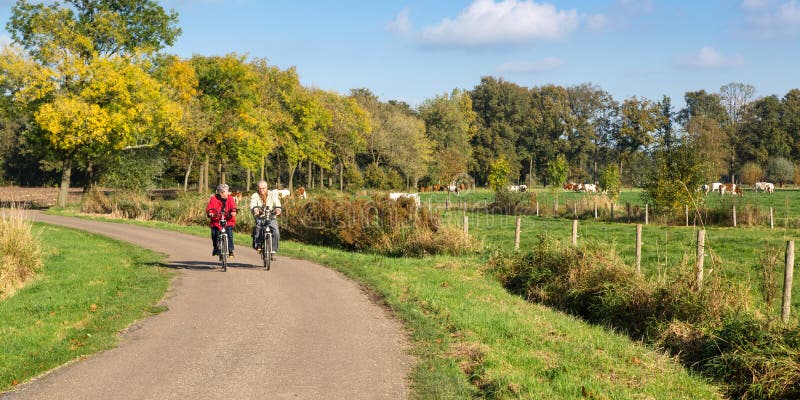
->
[169,260,266,271]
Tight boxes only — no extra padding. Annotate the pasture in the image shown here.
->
[423,187,800,320]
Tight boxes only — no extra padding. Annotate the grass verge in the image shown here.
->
[47,210,723,399]
[0,223,172,391]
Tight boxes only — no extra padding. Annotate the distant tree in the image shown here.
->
[418,89,476,185]
[739,162,764,185]
[599,164,621,202]
[470,77,527,185]
[737,96,788,166]
[487,157,511,191]
[614,96,659,182]
[685,115,729,182]
[766,157,795,187]
[546,154,569,192]
[642,140,705,211]
[720,82,756,182]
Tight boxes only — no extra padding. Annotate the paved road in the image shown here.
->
[2,212,411,400]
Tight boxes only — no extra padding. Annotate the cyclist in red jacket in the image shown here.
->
[206,183,238,258]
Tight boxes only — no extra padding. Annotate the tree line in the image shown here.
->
[1,0,799,209]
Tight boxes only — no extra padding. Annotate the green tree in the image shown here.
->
[614,96,659,182]
[5,0,181,206]
[470,77,527,185]
[418,89,476,185]
[546,154,569,193]
[316,90,369,191]
[642,140,705,211]
[599,164,621,202]
[487,157,511,191]
[766,157,795,187]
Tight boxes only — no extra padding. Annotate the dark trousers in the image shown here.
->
[252,218,280,252]
[211,226,234,254]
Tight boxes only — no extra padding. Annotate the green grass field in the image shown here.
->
[429,188,800,322]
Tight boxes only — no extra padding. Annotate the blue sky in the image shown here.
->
[1,0,799,109]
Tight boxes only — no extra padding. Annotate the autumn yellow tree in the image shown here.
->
[4,0,182,206]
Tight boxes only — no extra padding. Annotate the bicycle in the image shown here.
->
[216,215,230,272]
[254,206,278,270]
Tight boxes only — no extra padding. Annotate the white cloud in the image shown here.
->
[584,13,610,31]
[741,0,800,37]
[386,8,412,34]
[741,0,768,11]
[617,0,654,14]
[419,0,579,47]
[497,57,565,73]
[677,46,745,68]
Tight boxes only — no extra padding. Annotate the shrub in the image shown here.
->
[0,206,43,299]
[740,162,764,185]
[281,194,475,256]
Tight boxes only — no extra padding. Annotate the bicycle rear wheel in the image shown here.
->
[218,234,228,272]
[262,232,272,270]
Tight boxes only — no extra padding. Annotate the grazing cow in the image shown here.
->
[563,182,578,191]
[230,191,243,204]
[295,186,308,198]
[754,182,775,194]
[388,192,421,207]
[720,183,743,196]
[508,185,520,192]
[711,182,723,193]
[697,184,710,194]
[581,183,597,193]
[518,184,528,193]
[276,189,291,198]
[448,184,459,195]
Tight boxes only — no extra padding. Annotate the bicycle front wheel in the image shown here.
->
[263,233,272,271]
[219,234,228,272]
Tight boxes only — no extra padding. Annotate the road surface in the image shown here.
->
[2,212,411,400]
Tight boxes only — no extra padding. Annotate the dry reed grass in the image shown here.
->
[0,205,43,300]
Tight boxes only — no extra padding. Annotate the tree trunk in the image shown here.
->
[528,156,534,187]
[183,158,194,192]
[260,157,265,181]
[307,159,312,188]
[83,160,94,194]
[288,163,297,192]
[319,165,324,190]
[57,159,72,207]
[203,156,210,193]
[246,169,251,191]
[339,163,344,192]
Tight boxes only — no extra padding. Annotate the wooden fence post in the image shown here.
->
[636,224,642,274]
[572,220,578,246]
[685,205,689,227]
[594,202,597,219]
[733,205,737,227]
[696,229,705,289]
[554,199,558,217]
[645,204,649,225]
[514,216,521,251]
[536,201,539,217]
[610,203,615,220]
[573,201,578,218]
[463,215,468,234]
[783,240,795,323]
[770,207,774,229]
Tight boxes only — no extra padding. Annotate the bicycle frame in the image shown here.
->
[217,217,229,272]
[254,207,277,270]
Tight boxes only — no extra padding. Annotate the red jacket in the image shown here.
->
[206,194,238,229]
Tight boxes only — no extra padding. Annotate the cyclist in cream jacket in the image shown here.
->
[249,180,281,255]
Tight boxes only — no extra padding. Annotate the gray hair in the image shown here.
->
[216,183,230,194]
